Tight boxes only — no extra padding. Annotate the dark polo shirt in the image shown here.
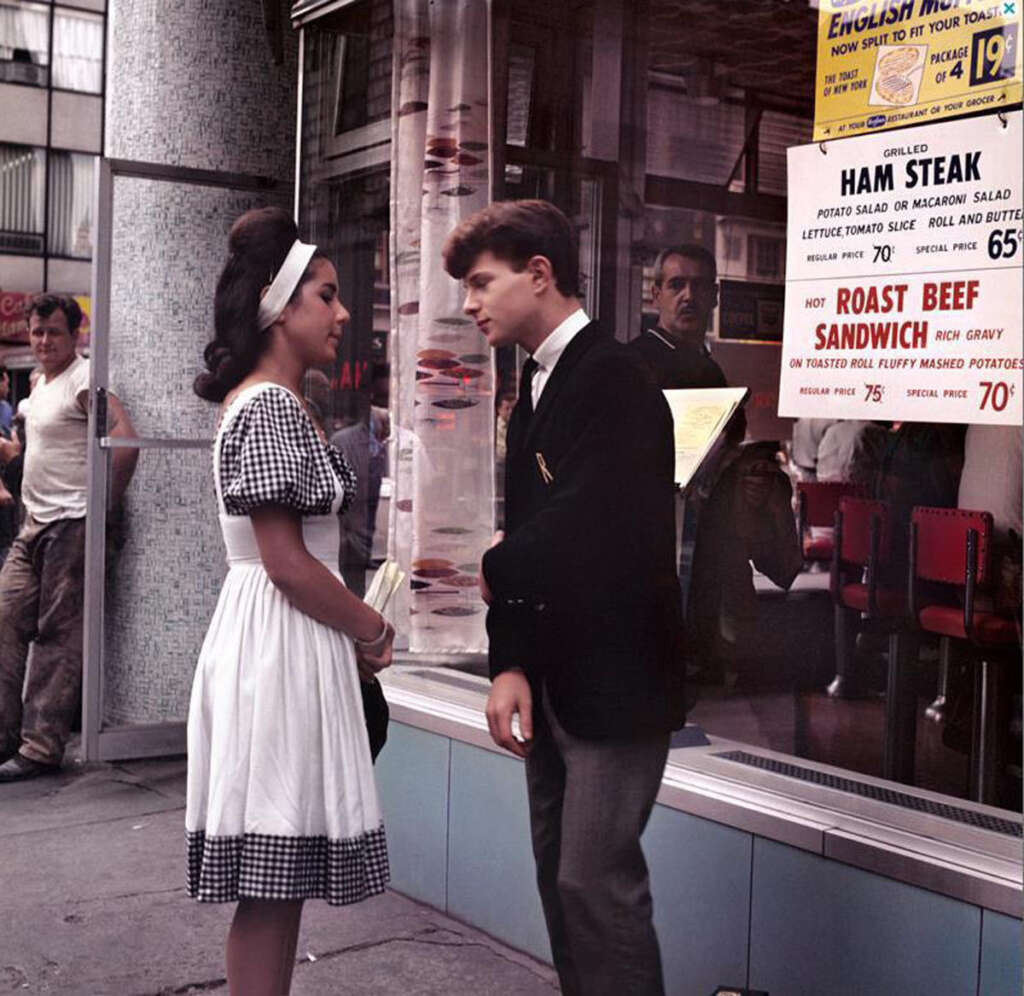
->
[628,326,728,391]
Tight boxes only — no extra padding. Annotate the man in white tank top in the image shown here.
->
[0,295,138,781]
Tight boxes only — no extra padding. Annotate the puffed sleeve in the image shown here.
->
[219,387,353,516]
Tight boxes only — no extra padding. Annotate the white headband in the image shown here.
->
[257,239,318,330]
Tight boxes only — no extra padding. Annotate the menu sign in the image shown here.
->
[814,0,1022,141]
[779,111,1022,425]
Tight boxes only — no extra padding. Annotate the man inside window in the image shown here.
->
[629,244,729,391]
[630,244,800,681]
[0,294,138,781]
[628,244,741,622]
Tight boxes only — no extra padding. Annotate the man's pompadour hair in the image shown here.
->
[442,199,580,298]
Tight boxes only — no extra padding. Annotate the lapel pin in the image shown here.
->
[535,452,554,484]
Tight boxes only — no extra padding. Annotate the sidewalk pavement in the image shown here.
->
[1,755,559,995]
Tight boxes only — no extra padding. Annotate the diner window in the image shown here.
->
[0,0,49,87]
[505,43,534,148]
[301,0,1022,812]
[747,233,783,280]
[757,109,811,197]
[637,2,1020,812]
[299,0,397,594]
[48,150,95,258]
[499,0,1023,812]
[0,142,45,254]
[715,218,787,342]
[303,0,392,163]
[502,4,592,158]
[52,6,103,93]
[647,72,748,189]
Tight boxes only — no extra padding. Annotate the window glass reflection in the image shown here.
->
[294,0,1023,810]
[48,150,95,258]
[52,7,103,93]
[0,143,46,250]
[647,78,747,187]
[0,0,49,86]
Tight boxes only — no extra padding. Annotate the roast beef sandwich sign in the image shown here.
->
[779,111,1022,425]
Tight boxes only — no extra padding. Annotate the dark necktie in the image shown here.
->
[518,357,539,420]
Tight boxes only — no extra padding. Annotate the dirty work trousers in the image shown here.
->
[0,514,86,766]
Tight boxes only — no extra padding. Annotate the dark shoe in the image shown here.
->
[0,755,60,782]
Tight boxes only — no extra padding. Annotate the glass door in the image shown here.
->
[82,158,290,760]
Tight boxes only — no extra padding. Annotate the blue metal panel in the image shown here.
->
[447,741,552,962]
[979,910,1022,996]
[374,722,450,909]
[644,803,752,996]
[750,838,981,996]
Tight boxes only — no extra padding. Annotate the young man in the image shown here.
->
[0,295,138,781]
[443,200,685,996]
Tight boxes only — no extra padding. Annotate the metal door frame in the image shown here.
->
[82,157,285,761]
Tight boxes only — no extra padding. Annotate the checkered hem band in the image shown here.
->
[186,825,389,905]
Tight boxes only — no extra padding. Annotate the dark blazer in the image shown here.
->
[482,322,686,739]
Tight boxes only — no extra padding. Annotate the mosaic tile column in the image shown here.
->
[100,2,297,726]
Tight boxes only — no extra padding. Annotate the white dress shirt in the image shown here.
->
[529,308,590,409]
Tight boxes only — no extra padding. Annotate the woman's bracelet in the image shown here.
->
[355,614,390,652]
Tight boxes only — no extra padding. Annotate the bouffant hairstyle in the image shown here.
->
[194,206,325,402]
[441,199,580,298]
[24,293,84,335]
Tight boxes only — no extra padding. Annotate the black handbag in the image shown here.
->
[361,676,389,761]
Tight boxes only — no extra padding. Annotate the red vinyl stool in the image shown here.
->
[909,506,1019,804]
[796,480,863,565]
[828,497,912,780]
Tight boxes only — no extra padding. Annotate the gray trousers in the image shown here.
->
[525,687,669,996]
[0,515,86,766]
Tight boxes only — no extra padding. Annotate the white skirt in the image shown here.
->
[185,563,388,905]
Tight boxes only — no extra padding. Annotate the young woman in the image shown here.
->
[187,207,392,996]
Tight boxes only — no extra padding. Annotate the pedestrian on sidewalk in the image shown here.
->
[0,296,138,781]
[188,207,392,996]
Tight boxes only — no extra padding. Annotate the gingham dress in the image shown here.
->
[185,382,388,905]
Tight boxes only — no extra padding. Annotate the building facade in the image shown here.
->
[0,0,104,390]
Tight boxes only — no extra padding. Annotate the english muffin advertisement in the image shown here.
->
[815,0,1022,141]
